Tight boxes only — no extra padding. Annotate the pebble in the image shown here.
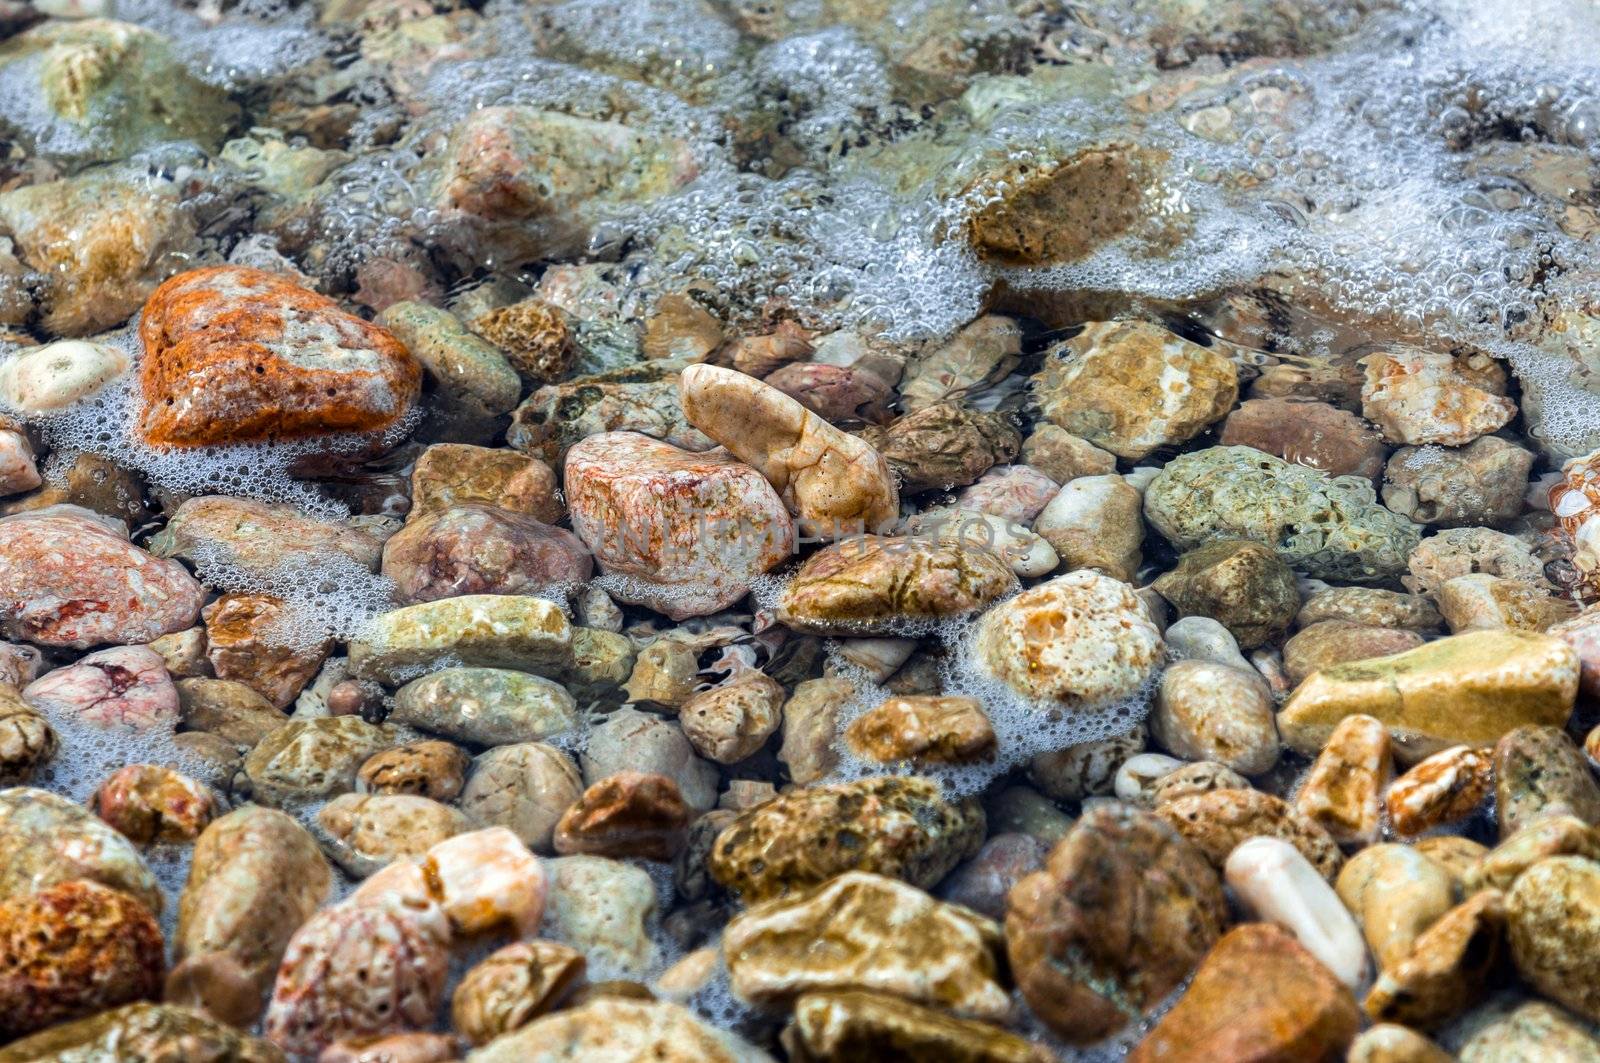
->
[900,508,1060,577]
[348,594,573,684]
[150,495,384,577]
[1336,843,1455,971]
[89,764,214,844]
[470,298,576,384]
[1403,526,1547,597]
[1225,836,1370,988]
[1031,473,1143,581]
[899,316,1021,411]
[169,805,332,1027]
[1283,620,1426,685]
[381,504,592,604]
[724,870,1009,1019]
[0,339,129,414]
[984,784,1074,844]
[680,363,899,538]
[355,827,547,939]
[317,792,469,877]
[1458,1000,1600,1062]
[1385,744,1493,836]
[860,402,1019,492]
[1162,615,1253,670]
[935,832,1048,920]
[1157,787,1344,879]
[391,666,578,746]
[138,266,420,446]
[0,1001,280,1061]
[0,685,52,785]
[709,776,984,903]
[1019,423,1116,483]
[0,508,203,648]
[376,300,521,420]
[842,694,995,765]
[1151,538,1301,648]
[466,997,769,1063]
[1005,803,1227,1043]
[677,671,787,764]
[202,593,329,709]
[358,740,471,801]
[1113,752,1188,806]
[1128,923,1360,1063]
[1348,1024,1453,1063]
[1359,347,1516,446]
[1507,855,1600,1022]
[565,431,795,618]
[544,855,660,976]
[243,716,396,806]
[1296,586,1443,631]
[777,677,852,784]
[784,988,1051,1063]
[1143,446,1421,582]
[1219,397,1386,480]
[1551,608,1600,698]
[971,570,1164,710]
[1027,723,1145,801]
[1363,888,1507,1029]
[1465,815,1600,893]
[1032,320,1238,460]
[508,363,711,465]
[552,771,691,861]
[0,424,38,499]
[1495,724,1600,836]
[24,644,178,731]
[582,707,719,813]
[1437,572,1577,633]
[0,879,164,1041]
[1383,436,1535,527]
[409,444,562,526]
[451,939,586,1046]
[175,676,283,744]
[459,742,584,852]
[1293,713,1391,847]
[952,464,1060,523]
[1151,659,1280,776]
[1277,630,1578,760]
[777,536,1016,634]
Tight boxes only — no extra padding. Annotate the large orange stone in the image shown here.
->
[1129,923,1360,1063]
[138,266,421,446]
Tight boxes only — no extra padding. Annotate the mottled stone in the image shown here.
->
[1386,744,1493,836]
[1494,724,1600,836]
[544,855,660,976]
[1020,424,1117,484]
[1278,630,1578,760]
[1219,397,1386,480]
[175,677,282,745]
[1006,803,1227,1043]
[170,806,331,1027]
[1293,714,1391,847]
[150,495,383,578]
[1151,659,1279,775]
[138,267,420,447]
[1152,539,1300,649]
[1283,621,1426,686]
[709,776,984,903]
[0,508,202,648]
[953,464,1060,523]
[357,740,470,801]
[392,667,578,746]
[1348,1025,1453,1063]
[680,364,899,538]
[466,997,768,1063]
[349,595,573,685]
[1364,889,1506,1029]
[678,672,786,765]
[202,593,328,710]
[778,676,853,785]
[23,644,177,732]
[845,694,996,765]
[861,403,1019,492]
[553,771,691,861]
[582,707,719,813]
[0,879,164,1040]
[1383,436,1534,526]
[382,504,592,605]
[1360,347,1515,446]
[460,742,583,853]
[1028,724,1145,801]
[90,764,214,844]
[1336,844,1455,971]
[470,298,575,385]
[1158,788,1344,879]
[451,940,585,1046]
[777,536,1015,635]
[376,300,521,419]
[317,793,469,877]
[1128,924,1360,1063]
[1032,474,1144,582]
[0,1002,282,1063]
[1507,855,1600,1022]
[1404,526,1547,598]
[1458,1000,1600,1062]
[1437,572,1576,633]
[410,443,562,525]
[935,833,1048,921]
[0,685,52,785]
[243,717,396,806]
[1296,586,1442,631]
[353,827,547,941]
[725,871,1008,1018]
[784,989,1049,1063]
[508,363,711,465]
[566,431,794,618]
[1034,320,1238,460]
[1144,446,1421,582]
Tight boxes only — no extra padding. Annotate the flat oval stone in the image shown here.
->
[138,266,421,446]
[348,595,573,685]
[391,667,578,747]
[381,504,592,605]
[777,536,1016,635]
